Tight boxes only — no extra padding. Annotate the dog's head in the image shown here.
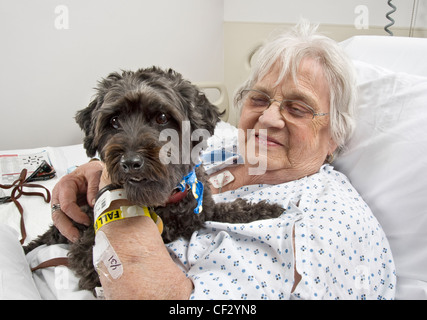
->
[75,67,221,205]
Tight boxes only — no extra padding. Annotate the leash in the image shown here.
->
[0,166,63,273]
[17,163,205,273]
[0,168,51,244]
[30,257,69,272]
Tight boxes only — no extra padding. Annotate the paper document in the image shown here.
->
[0,150,52,184]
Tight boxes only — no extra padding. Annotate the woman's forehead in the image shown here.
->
[258,57,325,86]
[255,57,330,108]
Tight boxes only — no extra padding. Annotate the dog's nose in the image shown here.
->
[120,153,144,173]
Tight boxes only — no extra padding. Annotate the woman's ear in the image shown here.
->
[328,138,338,155]
[326,138,338,163]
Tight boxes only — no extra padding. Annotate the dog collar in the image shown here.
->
[95,164,204,215]
[176,163,204,214]
[166,187,189,205]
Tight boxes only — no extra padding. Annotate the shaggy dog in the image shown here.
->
[24,67,284,293]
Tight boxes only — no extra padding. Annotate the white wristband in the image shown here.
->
[93,230,123,280]
[94,188,127,220]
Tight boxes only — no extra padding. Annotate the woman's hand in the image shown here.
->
[51,160,104,242]
[92,164,192,299]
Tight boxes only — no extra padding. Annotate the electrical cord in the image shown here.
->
[385,0,397,36]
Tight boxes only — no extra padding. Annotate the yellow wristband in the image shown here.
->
[94,205,163,235]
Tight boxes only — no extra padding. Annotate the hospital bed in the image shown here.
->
[1,35,426,299]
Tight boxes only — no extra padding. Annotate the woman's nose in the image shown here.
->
[258,102,285,129]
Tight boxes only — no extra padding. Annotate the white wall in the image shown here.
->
[224,0,427,29]
[222,0,427,126]
[1,0,425,149]
[0,0,224,149]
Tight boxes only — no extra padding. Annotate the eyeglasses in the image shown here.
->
[240,89,329,124]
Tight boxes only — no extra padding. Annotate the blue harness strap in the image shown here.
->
[177,163,204,214]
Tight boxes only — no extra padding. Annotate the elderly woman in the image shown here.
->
[52,22,396,300]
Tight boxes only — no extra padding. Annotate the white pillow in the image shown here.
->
[334,60,427,299]
[340,36,427,77]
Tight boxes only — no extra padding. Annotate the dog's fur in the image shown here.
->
[24,67,284,293]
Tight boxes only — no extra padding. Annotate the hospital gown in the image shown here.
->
[166,129,396,300]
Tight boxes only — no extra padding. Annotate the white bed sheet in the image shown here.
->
[0,144,95,299]
[334,61,427,300]
[0,144,90,244]
[0,225,41,299]
[338,36,427,300]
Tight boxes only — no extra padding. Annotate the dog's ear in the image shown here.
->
[75,98,98,157]
[194,91,222,135]
[75,71,124,158]
[162,68,221,135]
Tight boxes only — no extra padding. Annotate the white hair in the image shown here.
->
[235,20,357,156]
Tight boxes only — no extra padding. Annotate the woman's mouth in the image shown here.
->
[255,133,283,147]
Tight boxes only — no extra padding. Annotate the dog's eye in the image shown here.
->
[156,113,170,125]
[110,116,120,129]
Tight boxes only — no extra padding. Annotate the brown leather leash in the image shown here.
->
[30,257,69,272]
[0,168,69,273]
[0,169,51,244]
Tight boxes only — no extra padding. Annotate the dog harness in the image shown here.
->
[93,163,205,235]
[176,162,204,214]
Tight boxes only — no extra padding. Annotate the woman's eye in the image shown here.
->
[284,102,310,118]
[110,116,120,129]
[156,113,170,125]
[250,96,269,107]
